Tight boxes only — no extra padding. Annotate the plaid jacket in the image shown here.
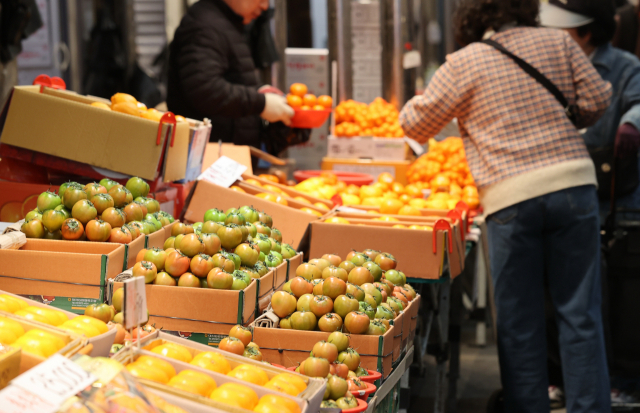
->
[400,27,612,189]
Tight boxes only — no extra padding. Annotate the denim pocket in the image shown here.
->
[488,204,518,225]
[566,186,597,215]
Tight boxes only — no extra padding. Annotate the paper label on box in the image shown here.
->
[198,155,247,188]
[8,355,97,413]
[124,276,148,329]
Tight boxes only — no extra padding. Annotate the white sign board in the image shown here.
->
[124,276,148,329]
[286,48,330,170]
[1,355,97,413]
[197,155,247,188]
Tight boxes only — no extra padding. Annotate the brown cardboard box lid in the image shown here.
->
[202,143,253,175]
[1,86,190,181]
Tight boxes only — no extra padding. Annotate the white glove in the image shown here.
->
[261,93,294,126]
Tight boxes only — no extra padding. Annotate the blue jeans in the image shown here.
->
[487,185,610,413]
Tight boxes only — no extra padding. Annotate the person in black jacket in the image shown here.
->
[167,0,294,148]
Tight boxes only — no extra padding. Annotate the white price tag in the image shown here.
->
[8,355,96,412]
[124,276,148,329]
[198,155,248,188]
[0,385,57,413]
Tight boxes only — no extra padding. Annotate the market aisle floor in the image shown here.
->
[407,322,567,413]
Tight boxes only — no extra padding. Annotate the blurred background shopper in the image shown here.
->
[400,0,612,411]
[167,0,295,149]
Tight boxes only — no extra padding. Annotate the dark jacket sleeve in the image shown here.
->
[176,25,266,118]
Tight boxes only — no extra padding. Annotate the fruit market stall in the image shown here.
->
[0,80,479,413]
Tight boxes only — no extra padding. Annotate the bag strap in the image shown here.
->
[481,39,575,121]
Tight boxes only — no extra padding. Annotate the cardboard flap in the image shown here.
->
[202,143,253,174]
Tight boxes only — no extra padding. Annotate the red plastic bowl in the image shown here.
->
[271,363,287,369]
[351,381,377,399]
[293,170,374,186]
[341,398,368,413]
[358,369,382,383]
[286,366,297,372]
[291,108,331,129]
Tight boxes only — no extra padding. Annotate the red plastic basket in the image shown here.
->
[286,366,297,372]
[341,398,368,413]
[358,369,383,383]
[270,363,287,369]
[291,108,331,129]
[350,381,377,399]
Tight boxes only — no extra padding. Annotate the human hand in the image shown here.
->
[258,85,284,96]
[615,123,640,160]
[261,93,294,126]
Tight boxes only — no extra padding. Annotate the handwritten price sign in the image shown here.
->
[0,355,97,413]
[124,276,148,329]
[198,156,247,188]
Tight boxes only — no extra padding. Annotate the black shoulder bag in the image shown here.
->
[481,38,639,201]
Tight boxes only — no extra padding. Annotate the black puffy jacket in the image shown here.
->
[167,0,266,146]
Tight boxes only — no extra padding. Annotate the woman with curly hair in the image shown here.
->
[400,0,612,411]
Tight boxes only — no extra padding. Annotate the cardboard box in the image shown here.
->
[241,173,333,210]
[256,269,275,315]
[408,294,421,343]
[321,157,411,185]
[309,220,449,280]
[110,278,258,337]
[391,312,404,363]
[0,86,191,182]
[183,180,319,250]
[311,211,465,279]
[327,136,410,161]
[253,326,395,378]
[115,335,325,413]
[0,347,20,390]
[0,312,86,373]
[0,289,117,357]
[284,253,304,291]
[0,239,126,308]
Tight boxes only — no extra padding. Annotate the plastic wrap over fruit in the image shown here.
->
[58,356,188,413]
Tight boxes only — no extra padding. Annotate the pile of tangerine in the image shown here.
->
[286,83,333,111]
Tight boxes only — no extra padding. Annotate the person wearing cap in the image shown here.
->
[400,0,612,411]
[541,0,640,407]
[542,0,640,219]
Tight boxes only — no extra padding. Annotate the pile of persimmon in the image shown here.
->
[333,98,404,138]
[132,206,298,291]
[21,177,174,243]
[293,332,371,410]
[90,93,188,123]
[286,83,333,111]
[407,137,479,209]
[270,249,417,335]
